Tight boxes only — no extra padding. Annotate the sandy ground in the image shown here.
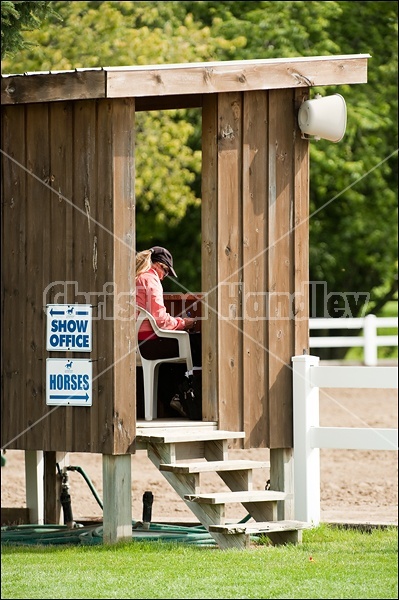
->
[1,387,397,526]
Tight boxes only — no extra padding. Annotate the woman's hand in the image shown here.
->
[184,317,196,331]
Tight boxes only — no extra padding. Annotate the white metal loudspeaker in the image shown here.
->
[298,93,347,142]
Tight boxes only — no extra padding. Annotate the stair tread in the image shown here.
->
[208,520,312,534]
[160,460,270,473]
[136,429,245,444]
[184,490,286,504]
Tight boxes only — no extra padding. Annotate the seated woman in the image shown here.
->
[135,246,201,416]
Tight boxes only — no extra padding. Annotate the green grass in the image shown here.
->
[1,524,397,599]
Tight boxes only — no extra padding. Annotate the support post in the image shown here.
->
[102,454,132,544]
[292,355,320,525]
[269,448,294,520]
[44,451,69,524]
[25,450,44,525]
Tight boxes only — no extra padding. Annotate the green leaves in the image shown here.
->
[1,1,61,59]
[2,1,397,318]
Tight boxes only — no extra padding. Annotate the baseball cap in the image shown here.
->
[150,246,177,277]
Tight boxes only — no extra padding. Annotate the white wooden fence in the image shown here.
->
[292,354,398,525]
[309,314,398,366]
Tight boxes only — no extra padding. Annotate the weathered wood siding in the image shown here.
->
[202,89,309,448]
[1,98,135,454]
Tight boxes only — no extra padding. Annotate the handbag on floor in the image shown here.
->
[170,370,202,420]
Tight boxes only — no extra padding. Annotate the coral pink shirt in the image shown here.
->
[136,267,185,339]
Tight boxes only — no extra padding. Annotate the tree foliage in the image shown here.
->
[1,1,397,314]
[1,1,60,58]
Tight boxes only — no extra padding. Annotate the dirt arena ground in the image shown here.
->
[1,387,397,527]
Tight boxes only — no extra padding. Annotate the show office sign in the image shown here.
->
[46,304,92,352]
[46,304,93,407]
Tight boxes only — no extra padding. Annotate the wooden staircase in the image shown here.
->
[136,423,311,549]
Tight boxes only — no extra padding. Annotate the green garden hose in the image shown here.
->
[66,465,103,510]
[1,463,254,547]
[1,521,218,546]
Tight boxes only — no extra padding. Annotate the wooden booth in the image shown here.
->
[1,55,369,547]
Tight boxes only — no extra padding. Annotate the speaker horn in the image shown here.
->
[298,93,347,142]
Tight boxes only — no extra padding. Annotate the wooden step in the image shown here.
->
[160,459,270,474]
[184,490,286,504]
[208,519,311,547]
[208,519,312,535]
[137,420,217,430]
[136,429,245,444]
[184,490,285,524]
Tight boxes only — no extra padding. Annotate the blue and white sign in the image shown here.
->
[46,358,92,406]
[46,304,92,352]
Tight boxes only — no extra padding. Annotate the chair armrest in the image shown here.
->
[155,328,188,339]
[137,306,187,339]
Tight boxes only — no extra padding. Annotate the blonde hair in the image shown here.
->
[136,250,153,277]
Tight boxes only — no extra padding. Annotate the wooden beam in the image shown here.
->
[1,70,105,105]
[106,55,369,98]
[2,55,369,105]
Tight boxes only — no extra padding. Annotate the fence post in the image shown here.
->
[364,314,378,366]
[292,354,321,525]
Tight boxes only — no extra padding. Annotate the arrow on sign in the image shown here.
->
[50,308,65,316]
[49,393,90,402]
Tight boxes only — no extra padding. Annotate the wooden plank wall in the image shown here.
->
[202,89,309,449]
[201,95,218,422]
[242,90,268,448]
[1,99,135,455]
[2,105,28,448]
[267,89,296,449]
[217,92,243,438]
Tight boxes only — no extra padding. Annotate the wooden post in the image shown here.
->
[44,451,68,524]
[102,454,132,544]
[269,448,294,520]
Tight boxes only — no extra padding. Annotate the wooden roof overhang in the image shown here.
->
[1,54,370,108]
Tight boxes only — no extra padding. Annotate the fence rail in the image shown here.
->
[309,314,398,366]
[292,354,398,525]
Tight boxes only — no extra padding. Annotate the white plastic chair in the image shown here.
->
[136,306,193,421]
